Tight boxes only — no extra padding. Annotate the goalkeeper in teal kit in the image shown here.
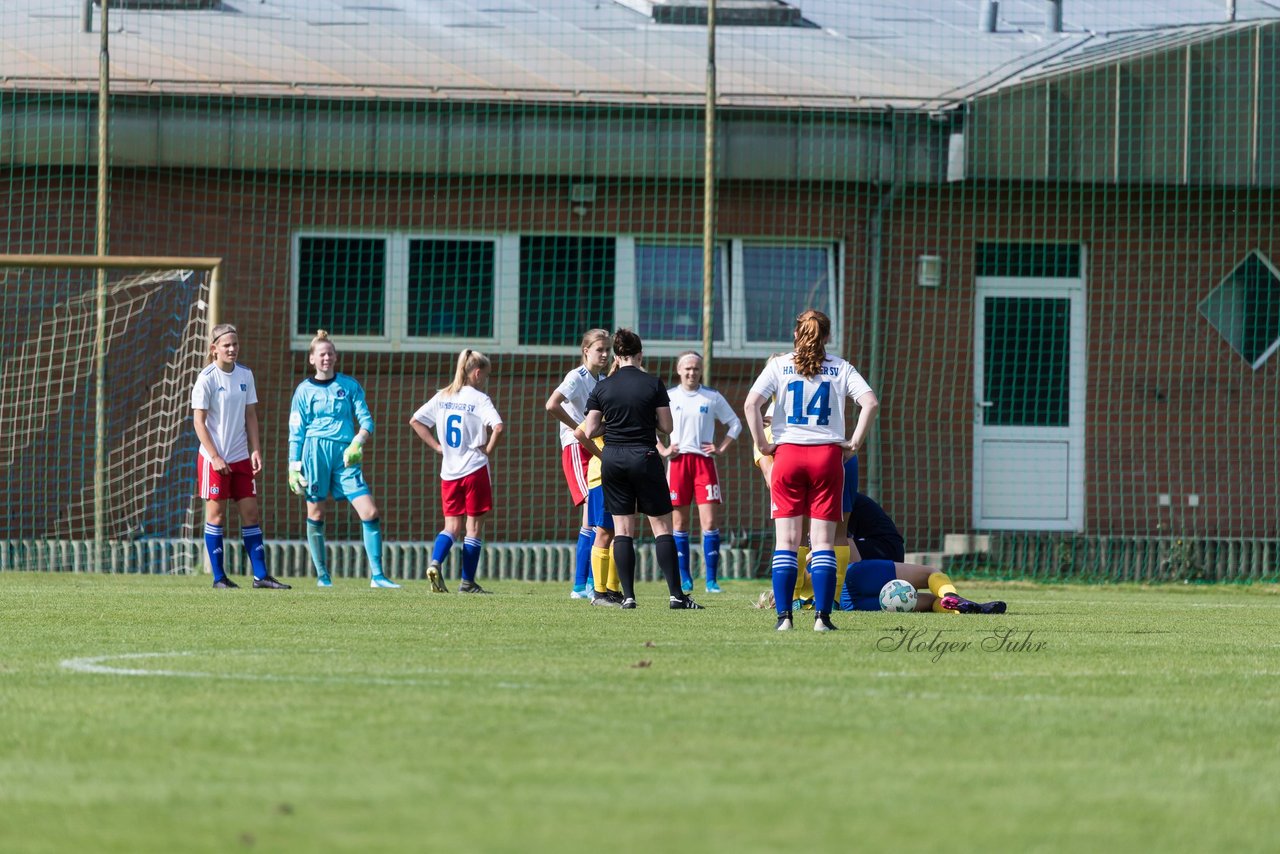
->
[287,329,400,588]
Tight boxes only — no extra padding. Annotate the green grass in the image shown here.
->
[2,574,1279,853]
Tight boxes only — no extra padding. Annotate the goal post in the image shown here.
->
[0,254,223,572]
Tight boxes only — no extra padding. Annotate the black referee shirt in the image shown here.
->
[585,366,669,447]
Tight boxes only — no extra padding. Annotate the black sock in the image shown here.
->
[655,533,682,598]
[614,536,635,600]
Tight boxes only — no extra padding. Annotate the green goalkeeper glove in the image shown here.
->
[287,462,308,496]
[342,439,364,467]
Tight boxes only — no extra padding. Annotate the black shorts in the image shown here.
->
[601,445,673,518]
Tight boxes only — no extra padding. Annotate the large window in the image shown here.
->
[296,237,385,337]
[1199,251,1280,369]
[519,236,615,347]
[292,232,840,355]
[634,242,726,344]
[408,239,495,339]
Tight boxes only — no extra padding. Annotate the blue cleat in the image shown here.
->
[370,574,401,589]
[317,574,332,588]
[680,579,693,594]
[704,582,722,593]
[570,585,593,600]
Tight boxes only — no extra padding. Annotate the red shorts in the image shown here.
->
[561,444,592,506]
[770,443,843,522]
[667,453,722,507]
[441,467,493,517]
[196,456,257,502]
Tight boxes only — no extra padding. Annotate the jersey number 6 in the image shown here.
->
[445,414,463,448]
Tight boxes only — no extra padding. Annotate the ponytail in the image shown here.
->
[444,348,491,395]
[792,309,830,378]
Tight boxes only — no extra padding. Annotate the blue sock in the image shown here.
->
[810,549,837,615]
[432,531,455,565]
[204,523,226,582]
[703,529,721,584]
[306,519,328,579]
[362,518,384,577]
[771,550,798,616]
[462,537,482,583]
[574,527,594,588]
[674,530,691,585]
[242,525,268,580]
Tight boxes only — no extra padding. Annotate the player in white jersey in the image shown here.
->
[543,328,611,599]
[191,323,288,590]
[410,348,505,594]
[657,351,742,594]
[745,309,878,632]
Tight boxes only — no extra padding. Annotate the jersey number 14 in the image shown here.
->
[785,380,831,425]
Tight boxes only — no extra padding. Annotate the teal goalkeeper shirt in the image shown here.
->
[287,374,374,463]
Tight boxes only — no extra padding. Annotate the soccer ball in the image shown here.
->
[879,579,917,612]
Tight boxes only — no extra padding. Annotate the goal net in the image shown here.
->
[0,263,211,558]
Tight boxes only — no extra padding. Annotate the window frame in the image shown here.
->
[1198,249,1280,370]
[291,230,843,357]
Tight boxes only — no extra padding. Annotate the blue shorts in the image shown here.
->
[586,485,613,531]
[838,559,896,611]
[301,437,370,503]
[841,456,859,514]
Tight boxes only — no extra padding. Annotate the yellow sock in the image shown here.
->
[834,545,850,597]
[794,546,813,600]
[929,572,959,612]
[607,553,620,594]
[591,547,611,594]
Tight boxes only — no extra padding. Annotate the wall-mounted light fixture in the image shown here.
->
[917,254,943,288]
[569,182,596,217]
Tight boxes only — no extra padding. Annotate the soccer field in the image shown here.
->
[2,575,1278,854]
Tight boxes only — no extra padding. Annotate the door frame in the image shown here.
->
[972,272,1087,531]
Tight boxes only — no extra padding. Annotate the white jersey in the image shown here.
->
[552,366,600,448]
[666,384,742,457]
[748,353,873,446]
[191,362,257,464]
[411,385,504,481]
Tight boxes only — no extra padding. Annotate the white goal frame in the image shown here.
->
[0,254,223,569]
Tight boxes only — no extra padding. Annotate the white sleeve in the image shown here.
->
[411,396,438,427]
[191,372,210,410]
[712,391,742,439]
[480,395,503,427]
[244,369,259,406]
[748,359,779,400]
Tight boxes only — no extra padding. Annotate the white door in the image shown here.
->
[973,276,1085,531]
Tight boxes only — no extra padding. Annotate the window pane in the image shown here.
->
[297,237,385,337]
[983,296,1070,427]
[1199,251,1280,368]
[520,236,615,346]
[408,239,495,338]
[742,246,832,342]
[635,243,725,342]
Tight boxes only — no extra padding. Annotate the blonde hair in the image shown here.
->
[207,323,237,360]
[444,348,491,395]
[675,350,702,367]
[581,328,610,361]
[308,328,335,356]
[793,309,831,378]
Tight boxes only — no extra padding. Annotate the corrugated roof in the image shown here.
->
[0,0,1277,108]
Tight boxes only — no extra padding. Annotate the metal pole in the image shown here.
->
[94,0,110,570]
[701,0,717,383]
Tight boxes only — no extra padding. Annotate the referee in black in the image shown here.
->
[574,329,702,610]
